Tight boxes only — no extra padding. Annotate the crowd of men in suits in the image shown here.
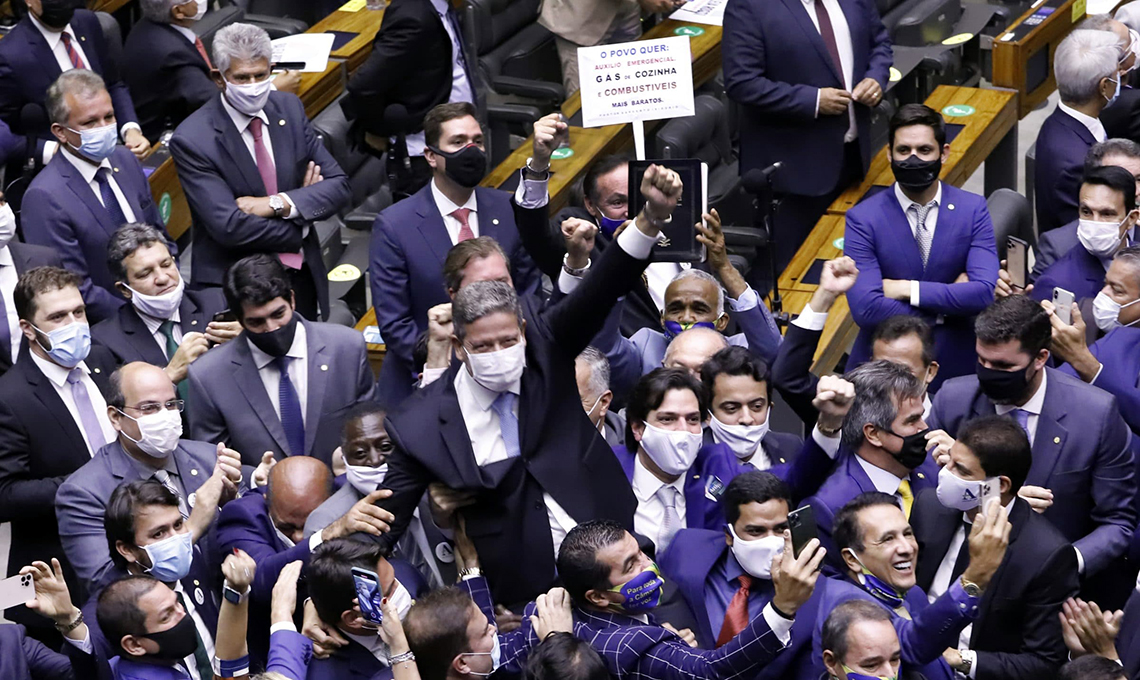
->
[0,0,1137,678]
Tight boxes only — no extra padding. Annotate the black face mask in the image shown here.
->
[430,143,487,188]
[141,614,200,662]
[891,154,942,193]
[37,0,76,28]
[246,310,298,358]
[976,362,1034,405]
[883,427,931,469]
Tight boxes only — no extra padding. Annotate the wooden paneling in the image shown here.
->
[354,307,387,377]
[992,0,1083,119]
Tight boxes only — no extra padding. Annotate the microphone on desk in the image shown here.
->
[741,161,782,195]
[741,160,789,327]
[384,104,413,202]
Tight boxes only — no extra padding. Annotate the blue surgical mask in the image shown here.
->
[461,634,501,676]
[1107,76,1122,106]
[66,123,118,162]
[662,320,717,341]
[608,563,665,613]
[141,531,194,582]
[31,320,91,368]
[598,214,626,237]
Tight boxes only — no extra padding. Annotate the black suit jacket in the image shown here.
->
[121,18,218,143]
[911,492,1079,680]
[91,287,226,368]
[1101,86,1140,145]
[0,242,63,377]
[377,200,642,605]
[771,322,822,427]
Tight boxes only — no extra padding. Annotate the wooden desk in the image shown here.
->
[148,155,192,241]
[298,61,345,119]
[308,7,386,73]
[777,85,1019,374]
[992,0,1084,119]
[90,0,133,13]
[354,307,387,377]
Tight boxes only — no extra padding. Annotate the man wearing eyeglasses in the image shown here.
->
[55,361,247,594]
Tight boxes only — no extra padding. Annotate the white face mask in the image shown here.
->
[727,524,784,579]
[1092,290,1140,331]
[126,275,184,321]
[224,78,272,116]
[1077,217,1129,259]
[178,0,206,20]
[0,203,15,249]
[465,341,526,393]
[118,407,183,458]
[934,465,998,512]
[708,412,769,459]
[639,422,703,476]
[387,580,413,621]
[346,463,388,496]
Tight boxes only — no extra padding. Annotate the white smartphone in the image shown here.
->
[0,572,34,611]
[979,479,1003,518]
[1052,287,1075,325]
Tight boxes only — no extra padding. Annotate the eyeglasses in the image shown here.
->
[120,400,185,417]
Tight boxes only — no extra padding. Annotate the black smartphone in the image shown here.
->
[1006,236,1028,290]
[212,309,237,324]
[272,61,306,71]
[788,506,818,559]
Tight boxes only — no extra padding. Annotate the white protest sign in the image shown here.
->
[577,36,695,130]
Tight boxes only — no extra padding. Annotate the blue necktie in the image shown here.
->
[1011,408,1030,440]
[490,392,520,458]
[274,356,305,456]
[95,167,128,230]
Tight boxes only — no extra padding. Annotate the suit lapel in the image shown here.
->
[1028,373,1068,485]
[437,371,485,485]
[924,185,957,275]
[58,156,119,236]
[230,337,291,454]
[73,17,103,73]
[23,23,62,83]
[210,97,268,196]
[119,306,168,366]
[264,97,295,193]
[414,188,456,266]
[779,0,843,85]
[879,190,926,275]
[21,355,88,455]
[915,497,960,590]
[303,322,328,456]
[971,500,1028,646]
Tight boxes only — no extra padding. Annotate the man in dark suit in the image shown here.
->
[121,0,221,143]
[0,0,149,161]
[94,224,239,399]
[911,415,1080,680]
[170,23,351,322]
[1035,30,1122,233]
[575,347,623,450]
[723,0,892,274]
[801,361,939,566]
[374,164,681,607]
[1088,14,1140,145]
[369,101,541,407]
[0,192,62,377]
[343,0,478,198]
[926,294,1136,587]
[187,254,376,466]
[22,70,171,323]
[846,104,999,386]
[0,266,118,640]
[55,361,244,591]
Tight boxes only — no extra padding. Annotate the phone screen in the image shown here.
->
[1006,237,1027,289]
[351,568,384,626]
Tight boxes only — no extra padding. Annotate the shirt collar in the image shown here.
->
[342,630,389,664]
[61,147,113,185]
[893,181,942,213]
[125,449,179,479]
[169,23,198,43]
[29,350,89,388]
[430,178,478,218]
[854,454,905,495]
[1058,102,1107,142]
[631,453,685,503]
[29,12,71,50]
[429,0,450,14]
[247,317,307,370]
[220,89,270,133]
[139,306,182,335]
[994,366,1047,417]
[0,246,13,267]
[454,364,520,410]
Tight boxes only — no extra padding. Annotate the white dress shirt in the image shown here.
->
[854,454,908,496]
[219,93,301,219]
[431,179,480,244]
[139,307,183,360]
[1058,102,1108,143]
[644,261,691,312]
[248,320,309,425]
[29,352,116,455]
[631,454,688,550]
[404,0,476,157]
[993,368,1047,446]
[169,23,198,43]
[0,247,20,364]
[344,629,393,666]
[894,181,943,306]
[61,149,138,223]
[800,0,856,141]
[173,579,215,680]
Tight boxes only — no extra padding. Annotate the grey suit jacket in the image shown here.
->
[186,318,377,466]
[54,438,219,590]
[302,483,358,538]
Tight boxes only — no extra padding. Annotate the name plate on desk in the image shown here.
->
[577,37,695,128]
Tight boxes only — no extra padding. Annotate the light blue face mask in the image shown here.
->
[31,320,90,368]
[141,531,194,582]
[1106,76,1122,107]
[66,122,118,162]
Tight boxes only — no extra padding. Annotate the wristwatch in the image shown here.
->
[458,567,483,581]
[523,157,550,181]
[562,253,590,277]
[956,649,974,675]
[222,580,250,605]
[268,194,287,217]
[959,575,983,598]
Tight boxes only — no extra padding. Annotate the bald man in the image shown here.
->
[56,361,247,591]
[217,455,395,663]
[663,326,731,377]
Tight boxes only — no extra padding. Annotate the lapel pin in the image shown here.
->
[194,587,205,606]
[193,579,200,587]
[1054,436,1061,444]
[190,468,199,476]
[279,119,286,126]
[113,167,119,173]
[779,457,786,464]
[948,204,955,210]
[492,218,499,225]
[191,320,198,326]
[80,36,86,41]
[321,364,328,371]
[93,367,101,374]
[917,472,925,479]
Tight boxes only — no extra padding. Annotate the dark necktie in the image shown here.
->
[950,522,972,584]
[95,168,129,230]
[0,271,11,364]
[716,574,753,647]
[813,0,845,80]
[59,31,87,70]
[159,320,188,401]
[174,590,213,680]
[274,356,305,456]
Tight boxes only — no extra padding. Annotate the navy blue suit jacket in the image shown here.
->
[92,287,226,369]
[1119,586,1140,680]
[703,433,834,505]
[0,10,138,144]
[1030,241,1106,304]
[0,622,76,680]
[613,444,740,537]
[170,92,351,319]
[845,184,999,387]
[927,368,1136,576]
[21,146,169,322]
[1035,108,1097,233]
[1032,220,1078,279]
[368,182,541,407]
[722,0,891,195]
[1059,326,1140,436]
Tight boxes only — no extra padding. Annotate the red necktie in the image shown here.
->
[249,118,302,270]
[60,31,87,70]
[452,207,475,241]
[194,37,213,70]
[813,0,844,80]
[716,574,753,647]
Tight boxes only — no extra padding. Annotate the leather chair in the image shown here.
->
[986,187,1035,258]
[215,0,309,38]
[192,3,247,53]
[95,11,122,70]
[310,94,392,230]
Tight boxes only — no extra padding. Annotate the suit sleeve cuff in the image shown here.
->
[726,286,759,312]
[558,264,587,293]
[812,425,842,459]
[1074,546,1085,574]
[309,529,324,551]
[814,89,821,118]
[617,221,662,260]
[514,171,549,209]
[910,281,921,307]
[761,603,793,645]
[1088,363,1104,385]
[282,193,301,220]
[271,622,298,634]
[120,122,141,139]
[420,366,447,387]
[793,303,828,331]
[947,581,981,617]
